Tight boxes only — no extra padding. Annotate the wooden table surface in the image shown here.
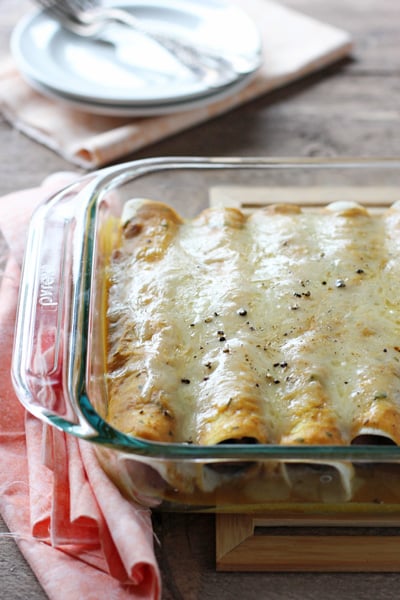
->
[1,1,400,598]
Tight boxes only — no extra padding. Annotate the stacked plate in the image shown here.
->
[11,0,262,117]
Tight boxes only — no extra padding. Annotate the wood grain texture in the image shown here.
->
[0,519,44,599]
[217,533,400,573]
[209,185,400,210]
[216,514,400,572]
[1,0,400,598]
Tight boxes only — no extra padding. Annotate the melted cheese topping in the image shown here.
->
[105,198,400,449]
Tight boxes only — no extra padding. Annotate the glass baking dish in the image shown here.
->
[11,156,400,514]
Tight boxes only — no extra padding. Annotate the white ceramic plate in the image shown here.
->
[22,67,256,116]
[11,0,262,107]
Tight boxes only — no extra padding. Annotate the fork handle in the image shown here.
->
[78,6,252,85]
[79,7,164,39]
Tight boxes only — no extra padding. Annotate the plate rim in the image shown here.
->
[20,67,257,117]
[11,0,262,106]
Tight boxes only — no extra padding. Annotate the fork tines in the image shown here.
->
[34,0,99,19]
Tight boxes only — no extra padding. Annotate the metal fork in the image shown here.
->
[33,0,259,88]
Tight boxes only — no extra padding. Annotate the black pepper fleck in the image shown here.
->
[219,336,226,342]
[237,308,247,316]
[335,279,346,288]
[274,361,287,368]
[181,378,191,384]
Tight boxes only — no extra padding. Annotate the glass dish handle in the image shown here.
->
[11,186,94,438]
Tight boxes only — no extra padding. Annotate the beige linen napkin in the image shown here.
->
[0,0,352,169]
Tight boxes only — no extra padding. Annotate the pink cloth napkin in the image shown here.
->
[0,174,161,600]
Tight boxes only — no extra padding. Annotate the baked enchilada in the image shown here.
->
[105,198,400,458]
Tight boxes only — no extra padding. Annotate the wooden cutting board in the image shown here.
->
[216,512,400,572]
[209,185,400,212]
